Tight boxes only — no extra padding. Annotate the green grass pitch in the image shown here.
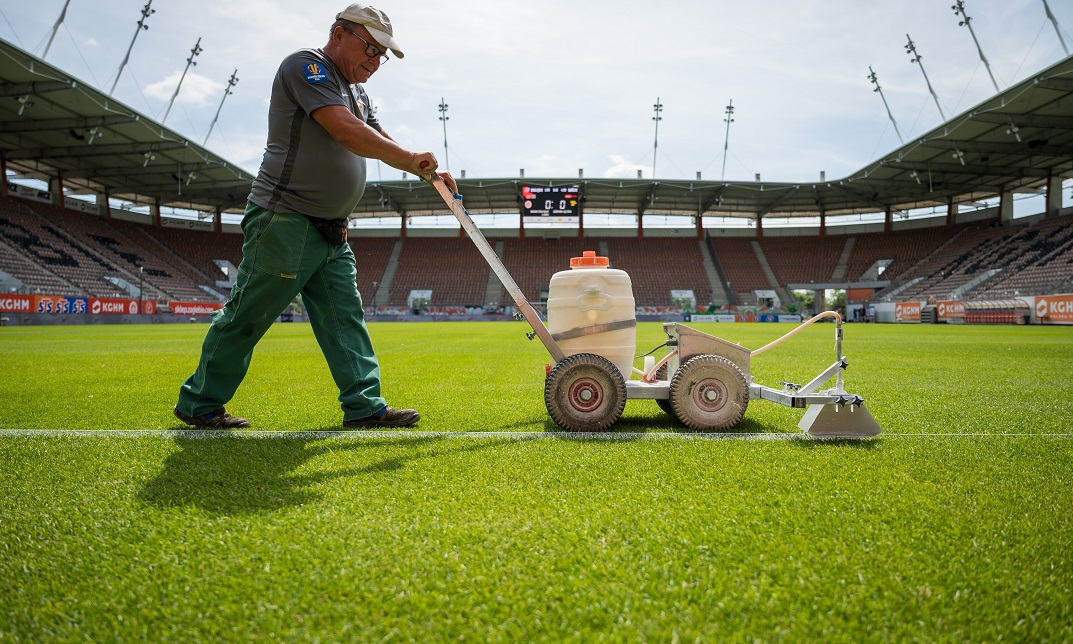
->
[1,321,1071,640]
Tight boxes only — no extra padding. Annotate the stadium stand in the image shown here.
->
[606,238,714,307]
[108,218,228,301]
[843,225,961,283]
[707,236,771,303]
[0,227,77,294]
[892,223,1027,299]
[22,201,214,302]
[138,225,243,290]
[0,199,131,298]
[385,237,489,308]
[760,236,845,286]
[964,216,1073,298]
[2,193,1071,311]
[349,237,397,303]
[499,237,593,303]
[3,35,1072,320]
[873,223,989,299]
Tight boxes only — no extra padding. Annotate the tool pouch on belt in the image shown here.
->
[306,216,348,245]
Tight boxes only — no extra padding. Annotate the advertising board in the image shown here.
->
[1034,294,1073,324]
[895,301,922,323]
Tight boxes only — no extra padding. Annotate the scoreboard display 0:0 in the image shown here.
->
[520,186,581,217]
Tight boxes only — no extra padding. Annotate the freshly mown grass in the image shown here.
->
[1,321,1071,640]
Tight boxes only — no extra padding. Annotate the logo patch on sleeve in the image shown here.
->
[304,62,328,83]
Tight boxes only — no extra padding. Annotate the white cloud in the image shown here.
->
[603,155,650,180]
[145,71,223,106]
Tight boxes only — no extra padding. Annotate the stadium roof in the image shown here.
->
[0,38,254,213]
[359,52,1073,221]
[2,37,1071,221]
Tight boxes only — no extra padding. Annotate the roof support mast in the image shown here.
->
[110,1,155,95]
[438,98,450,173]
[163,37,203,124]
[651,98,662,179]
[868,67,904,145]
[952,0,1001,94]
[720,99,734,181]
[905,34,945,121]
[41,0,71,60]
[203,69,239,146]
[1041,0,1070,56]
[905,35,969,166]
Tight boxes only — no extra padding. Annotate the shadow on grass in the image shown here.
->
[495,416,563,431]
[492,411,680,434]
[137,429,508,515]
[654,415,779,435]
[537,412,791,440]
[789,436,882,450]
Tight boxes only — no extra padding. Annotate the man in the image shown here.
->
[174,4,454,429]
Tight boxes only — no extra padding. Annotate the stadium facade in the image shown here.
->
[1,39,1071,326]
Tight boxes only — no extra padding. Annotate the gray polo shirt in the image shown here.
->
[249,48,381,220]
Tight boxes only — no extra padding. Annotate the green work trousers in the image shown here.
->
[176,202,386,422]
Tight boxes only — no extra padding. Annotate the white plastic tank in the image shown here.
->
[547,250,636,380]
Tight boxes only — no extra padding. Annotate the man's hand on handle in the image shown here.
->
[408,152,438,176]
[415,155,457,194]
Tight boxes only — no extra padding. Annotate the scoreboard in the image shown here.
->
[521,185,581,223]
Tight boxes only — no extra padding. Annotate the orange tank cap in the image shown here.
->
[570,250,610,268]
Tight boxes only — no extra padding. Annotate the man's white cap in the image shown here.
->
[336,4,404,59]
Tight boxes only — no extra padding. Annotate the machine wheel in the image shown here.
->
[669,355,749,430]
[545,353,627,431]
[654,363,676,417]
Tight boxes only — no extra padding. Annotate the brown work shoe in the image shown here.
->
[174,407,251,429]
[343,406,420,428]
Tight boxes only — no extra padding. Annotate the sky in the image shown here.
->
[2,0,1072,186]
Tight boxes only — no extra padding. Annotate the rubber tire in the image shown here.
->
[669,354,749,430]
[545,353,627,432]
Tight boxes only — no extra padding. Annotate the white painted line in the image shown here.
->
[0,429,1070,440]
[0,429,803,440]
